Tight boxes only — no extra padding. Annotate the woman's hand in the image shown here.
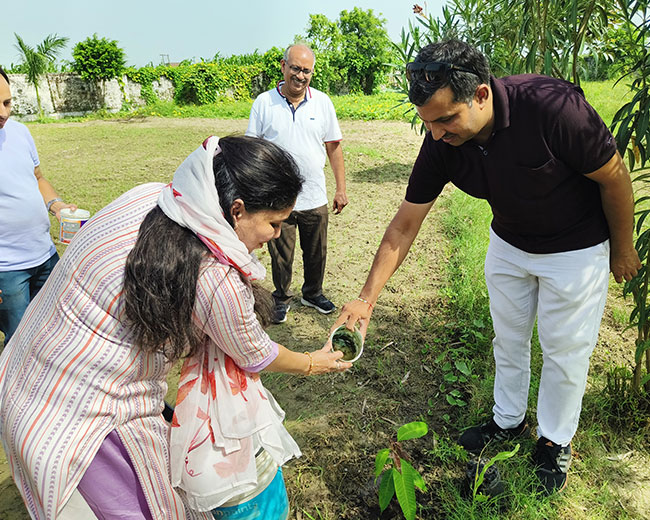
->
[305,343,352,375]
[265,343,351,375]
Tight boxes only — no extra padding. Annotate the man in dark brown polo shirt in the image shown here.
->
[335,39,641,493]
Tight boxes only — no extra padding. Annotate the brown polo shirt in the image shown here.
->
[406,74,617,253]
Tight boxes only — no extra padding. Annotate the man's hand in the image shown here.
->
[611,245,641,283]
[332,190,348,214]
[51,202,78,222]
[331,298,373,340]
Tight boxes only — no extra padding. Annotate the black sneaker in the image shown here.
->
[458,417,530,454]
[272,302,290,324]
[465,455,505,497]
[532,437,571,494]
[300,294,335,314]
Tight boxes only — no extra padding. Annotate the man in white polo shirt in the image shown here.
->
[246,43,348,323]
[0,66,76,346]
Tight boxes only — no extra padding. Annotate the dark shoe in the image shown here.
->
[272,302,290,324]
[465,455,505,497]
[532,436,571,494]
[300,294,335,314]
[458,417,530,453]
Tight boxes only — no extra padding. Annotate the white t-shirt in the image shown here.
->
[0,119,55,271]
[246,83,342,211]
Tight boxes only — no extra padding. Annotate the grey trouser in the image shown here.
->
[268,205,328,304]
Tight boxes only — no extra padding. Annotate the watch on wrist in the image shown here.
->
[46,198,63,214]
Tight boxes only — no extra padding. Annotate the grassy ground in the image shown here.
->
[0,90,648,519]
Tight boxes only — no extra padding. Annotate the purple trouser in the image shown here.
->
[76,430,154,520]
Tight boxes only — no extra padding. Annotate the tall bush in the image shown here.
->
[72,34,126,83]
[338,8,393,94]
[173,63,264,104]
[304,14,345,93]
[301,8,393,94]
[398,0,618,84]
[611,0,650,396]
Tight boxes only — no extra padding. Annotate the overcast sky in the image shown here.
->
[2,1,445,68]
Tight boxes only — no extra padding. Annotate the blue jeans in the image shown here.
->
[0,253,59,346]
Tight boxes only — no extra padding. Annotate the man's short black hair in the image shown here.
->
[0,66,9,84]
[408,39,490,106]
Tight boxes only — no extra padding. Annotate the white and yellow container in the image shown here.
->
[59,208,90,244]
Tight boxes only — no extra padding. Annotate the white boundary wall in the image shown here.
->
[7,73,175,120]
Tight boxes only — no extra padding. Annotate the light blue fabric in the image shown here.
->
[211,467,289,520]
[0,252,58,344]
[0,119,55,271]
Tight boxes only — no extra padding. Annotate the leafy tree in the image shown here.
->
[300,8,392,94]
[338,7,392,94]
[14,33,68,117]
[599,18,643,79]
[611,0,650,397]
[72,34,126,83]
[402,0,617,84]
[304,14,345,93]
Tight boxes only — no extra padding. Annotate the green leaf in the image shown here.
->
[374,448,391,478]
[455,360,471,375]
[446,394,466,406]
[378,469,395,512]
[397,421,428,441]
[402,459,427,492]
[393,464,417,520]
[640,373,650,386]
[471,444,520,499]
[489,443,520,463]
[635,339,650,363]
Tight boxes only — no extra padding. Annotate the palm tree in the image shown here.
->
[14,33,68,117]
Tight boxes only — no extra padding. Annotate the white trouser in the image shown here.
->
[484,228,610,446]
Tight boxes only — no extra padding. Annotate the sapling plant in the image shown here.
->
[374,421,428,520]
[467,444,519,503]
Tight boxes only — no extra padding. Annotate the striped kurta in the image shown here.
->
[0,183,286,519]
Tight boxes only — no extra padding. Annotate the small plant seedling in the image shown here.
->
[469,444,519,503]
[374,421,428,520]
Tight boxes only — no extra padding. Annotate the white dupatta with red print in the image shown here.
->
[163,137,300,511]
[157,136,266,281]
[170,343,300,511]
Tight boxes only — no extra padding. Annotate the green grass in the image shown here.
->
[434,157,650,520]
[582,79,634,127]
[439,190,491,319]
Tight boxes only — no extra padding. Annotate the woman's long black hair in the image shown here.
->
[122,136,303,362]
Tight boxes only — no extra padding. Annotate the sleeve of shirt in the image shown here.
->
[405,133,449,204]
[322,95,343,143]
[193,263,278,372]
[24,125,40,167]
[245,97,263,138]
[548,84,617,175]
